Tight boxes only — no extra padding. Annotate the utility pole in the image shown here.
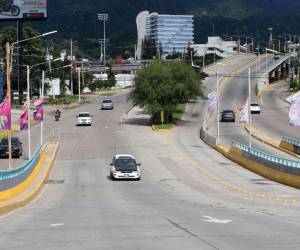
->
[98,14,109,67]
[70,39,73,95]
[78,67,81,103]
[81,61,85,88]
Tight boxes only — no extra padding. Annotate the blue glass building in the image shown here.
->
[148,13,194,55]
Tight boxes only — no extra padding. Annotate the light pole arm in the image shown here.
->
[11,30,58,48]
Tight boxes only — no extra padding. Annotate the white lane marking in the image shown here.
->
[50,223,64,227]
[203,216,232,224]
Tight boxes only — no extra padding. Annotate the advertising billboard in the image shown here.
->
[0,0,47,20]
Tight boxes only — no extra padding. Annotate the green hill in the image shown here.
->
[3,0,300,58]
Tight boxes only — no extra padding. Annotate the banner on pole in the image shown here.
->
[0,96,11,130]
[207,91,218,113]
[287,91,300,126]
[33,99,44,121]
[20,109,28,130]
[239,98,249,123]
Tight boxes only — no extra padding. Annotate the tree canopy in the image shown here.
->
[128,61,202,123]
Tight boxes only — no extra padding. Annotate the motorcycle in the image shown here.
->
[54,112,61,121]
[0,0,20,16]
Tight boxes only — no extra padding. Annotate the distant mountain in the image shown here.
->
[13,0,300,57]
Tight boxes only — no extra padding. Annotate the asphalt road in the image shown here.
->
[0,57,300,249]
[207,54,298,160]
[252,81,300,142]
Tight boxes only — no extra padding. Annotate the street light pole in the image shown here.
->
[78,67,81,103]
[8,30,57,163]
[70,39,73,95]
[248,67,252,148]
[26,65,31,159]
[98,14,108,67]
[6,43,12,169]
[217,70,220,144]
[41,70,45,145]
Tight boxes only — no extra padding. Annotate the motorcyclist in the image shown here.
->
[54,109,61,120]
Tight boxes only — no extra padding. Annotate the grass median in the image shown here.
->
[152,104,186,130]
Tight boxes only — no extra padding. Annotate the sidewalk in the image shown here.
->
[0,141,59,215]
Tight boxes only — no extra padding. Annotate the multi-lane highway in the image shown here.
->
[207,54,299,159]
[0,56,300,249]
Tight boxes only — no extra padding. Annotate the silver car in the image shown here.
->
[101,99,113,110]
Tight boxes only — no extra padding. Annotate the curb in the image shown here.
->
[0,142,59,215]
[243,125,300,158]
[151,125,174,132]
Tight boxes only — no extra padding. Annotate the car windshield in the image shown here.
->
[251,104,259,106]
[0,138,19,145]
[223,110,234,113]
[78,113,90,117]
[103,100,112,103]
[114,158,137,171]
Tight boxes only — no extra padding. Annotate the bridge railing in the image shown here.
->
[282,136,300,148]
[0,145,42,181]
[232,141,300,169]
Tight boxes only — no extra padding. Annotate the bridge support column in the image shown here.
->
[274,70,279,82]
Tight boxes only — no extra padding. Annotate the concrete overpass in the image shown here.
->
[83,62,144,73]
[256,52,296,94]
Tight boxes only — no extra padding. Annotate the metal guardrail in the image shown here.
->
[0,145,43,181]
[232,141,300,169]
[282,136,300,148]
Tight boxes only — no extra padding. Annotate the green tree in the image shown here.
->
[107,66,116,88]
[128,61,202,123]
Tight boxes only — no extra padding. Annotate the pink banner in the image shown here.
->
[20,109,29,131]
[33,99,44,121]
[0,96,11,130]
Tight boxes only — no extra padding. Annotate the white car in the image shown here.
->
[76,112,92,126]
[110,154,141,181]
[250,103,261,114]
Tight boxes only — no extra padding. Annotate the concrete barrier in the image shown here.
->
[215,142,300,189]
[0,142,59,215]
[200,126,217,147]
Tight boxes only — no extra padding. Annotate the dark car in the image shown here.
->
[0,137,23,158]
[221,110,235,122]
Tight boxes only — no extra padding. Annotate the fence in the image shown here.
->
[232,141,300,176]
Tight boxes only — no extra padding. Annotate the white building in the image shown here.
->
[136,11,194,60]
[136,11,151,61]
[115,74,135,88]
[190,37,238,58]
